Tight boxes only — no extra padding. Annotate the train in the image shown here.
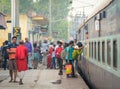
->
[76,0,120,89]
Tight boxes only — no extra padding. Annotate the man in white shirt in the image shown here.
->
[41,40,49,65]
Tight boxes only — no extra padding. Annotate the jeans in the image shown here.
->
[57,58,63,72]
[3,57,8,70]
[50,57,56,68]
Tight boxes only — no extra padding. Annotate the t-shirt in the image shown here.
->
[55,47,63,59]
[66,46,74,60]
[7,43,18,60]
[41,42,48,53]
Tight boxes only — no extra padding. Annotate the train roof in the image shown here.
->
[78,0,113,31]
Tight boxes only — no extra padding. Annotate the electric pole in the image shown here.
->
[11,0,20,40]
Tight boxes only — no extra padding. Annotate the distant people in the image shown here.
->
[41,40,49,66]
[16,40,28,85]
[38,46,42,63]
[33,42,39,69]
[55,41,63,75]
[2,40,9,70]
[7,36,18,83]
[24,38,33,69]
[61,42,69,66]
[55,41,60,68]
[50,44,56,69]
[47,42,53,68]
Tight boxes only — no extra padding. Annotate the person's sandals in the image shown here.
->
[9,79,13,83]
[19,82,24,85]
[19,79,24,85]
[13,81,19,83]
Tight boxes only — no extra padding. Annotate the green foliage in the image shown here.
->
[0,0,70,40]
[0,0,11,14]
[19,0,32,13]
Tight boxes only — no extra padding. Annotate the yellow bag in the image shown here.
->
[65,64,72,74]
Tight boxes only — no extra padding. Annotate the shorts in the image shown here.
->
[8,59,17,70]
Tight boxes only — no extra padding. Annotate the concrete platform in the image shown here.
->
[0,65,89,89]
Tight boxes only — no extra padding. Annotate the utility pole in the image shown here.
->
[11,0,20,40]
[49,0,52,37]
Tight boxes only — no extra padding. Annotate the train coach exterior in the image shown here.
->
[77,0,120,89]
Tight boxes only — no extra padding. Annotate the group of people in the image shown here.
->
[42,40,84,77]
[1,36,42,85]
[0,36,83,85]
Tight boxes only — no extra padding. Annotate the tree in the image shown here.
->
[0,0,71,40]
[0,0,11,14]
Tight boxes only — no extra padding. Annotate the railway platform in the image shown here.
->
[0,64,89,89]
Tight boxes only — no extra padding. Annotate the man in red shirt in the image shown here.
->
[55,41,63,75]
[16,40,28,85]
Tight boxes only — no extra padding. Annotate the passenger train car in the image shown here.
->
[76,0,120,89]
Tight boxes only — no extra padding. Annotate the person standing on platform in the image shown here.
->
[66,41,75,77]
[41,40,49,66]
[7,36,18,83]
[55,41,63,75]
[55,41,60,68]
[16,40,28,85]
[24,38,33,69]
[2,41,9,70]
[33,42,39,69]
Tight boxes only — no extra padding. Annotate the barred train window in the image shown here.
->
[107,41,111,66]
[102,42,105,63]
[94,42,96,60]
[89,42,91,58]
[98,42,100,61]
[113,40,117,69]
[92,42,93,58]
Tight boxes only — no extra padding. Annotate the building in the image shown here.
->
[0,14,33,46]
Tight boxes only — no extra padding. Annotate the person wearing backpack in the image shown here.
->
[55,41,63,75]
[16,40,28,85]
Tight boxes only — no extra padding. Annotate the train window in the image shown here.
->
[94,42,96,60]
[102,42,105,63]
[92,42,93,58]
[107,41,111,66]
[89,42,91,58]
[103,11,106,18]
[98,42,100,61]
[113,40,117,69]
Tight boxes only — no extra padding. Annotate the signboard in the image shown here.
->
[13,27,21,36]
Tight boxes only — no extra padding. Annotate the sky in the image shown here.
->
[69,0,105,16]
